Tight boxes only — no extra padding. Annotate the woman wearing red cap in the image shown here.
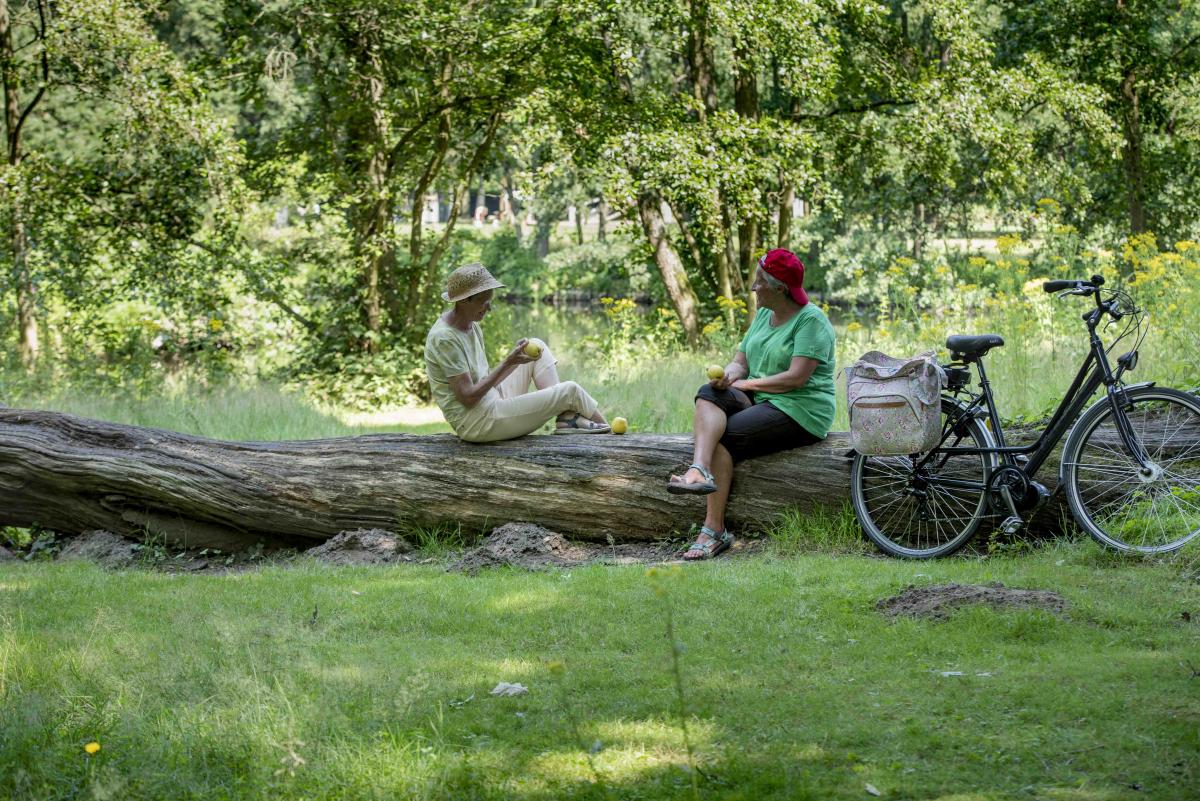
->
[667,248,836,559]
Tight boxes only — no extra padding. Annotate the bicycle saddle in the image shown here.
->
[946,334,1004,358]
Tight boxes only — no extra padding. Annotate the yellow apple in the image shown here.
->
[611,417,628,434]
[706,365,725,380]
[524,341,542,359]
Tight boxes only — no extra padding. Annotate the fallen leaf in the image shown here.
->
[351,590,362,596]
[866,783,882,796]
[939,671,965,677]
[490,682,528,697]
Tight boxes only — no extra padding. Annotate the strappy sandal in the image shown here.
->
[682,526,734,560]
[554,413,611,434]
[667,463,717,495]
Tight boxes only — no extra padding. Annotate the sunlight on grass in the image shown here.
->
[2,551,1198,799]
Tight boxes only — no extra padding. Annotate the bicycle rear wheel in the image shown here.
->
[851,398,997,558]
[1062,386,1200,554]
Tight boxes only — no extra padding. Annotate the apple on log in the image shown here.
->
[0,408,1071,551]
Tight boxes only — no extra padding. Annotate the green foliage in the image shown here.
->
[290,347,432,412]
[479,226,543,297]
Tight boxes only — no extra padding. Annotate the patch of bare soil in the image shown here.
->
[877,582,1067,620]
[57,530,138,568]
[304,529,414,566]
[448,522,763,573]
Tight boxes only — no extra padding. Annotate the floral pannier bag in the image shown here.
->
[845,351,946,455]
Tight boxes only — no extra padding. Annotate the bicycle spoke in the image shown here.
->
[852,399,992,558]
[1067,391,1200,553]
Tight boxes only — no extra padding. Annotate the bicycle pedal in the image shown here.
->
[999,516,1025,536]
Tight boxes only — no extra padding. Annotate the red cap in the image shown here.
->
[759,249,809,306]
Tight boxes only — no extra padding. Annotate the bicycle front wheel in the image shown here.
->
[851,398,997,558]
[1062,386,1200,554]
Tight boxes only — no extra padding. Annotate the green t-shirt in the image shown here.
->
[738,304,837,438]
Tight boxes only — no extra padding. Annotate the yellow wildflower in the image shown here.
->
[84,742,101,755]
[996,234,1022,254]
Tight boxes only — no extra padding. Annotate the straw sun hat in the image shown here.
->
[441,262,506,302]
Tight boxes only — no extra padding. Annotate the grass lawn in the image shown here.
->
[3,543,1198,800]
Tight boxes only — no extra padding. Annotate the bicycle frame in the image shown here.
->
[918,298,1153,484]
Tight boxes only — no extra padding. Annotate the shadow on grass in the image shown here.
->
[1,560,1197,800]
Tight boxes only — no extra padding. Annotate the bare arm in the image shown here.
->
[733,356,819,393]
[447,338,536,409]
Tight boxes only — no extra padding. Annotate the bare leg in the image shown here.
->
[669,399,727,486]
[703,444,734,532]
[683,444,734,558]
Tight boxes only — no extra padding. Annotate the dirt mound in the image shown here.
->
[877,582,1067,620]
[305,529,413,566]
[0,544,16,562]
[450,523,591,573]
[57,530,138,568]
[450,523,764,573]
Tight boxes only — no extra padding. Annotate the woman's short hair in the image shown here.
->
[761,271,789,294]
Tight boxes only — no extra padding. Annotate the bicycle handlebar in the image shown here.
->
[1043,274,1106,294]
[1043,280,1084,293]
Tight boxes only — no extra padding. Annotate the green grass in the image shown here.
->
[2,545,1198,800]
[3,382,452,440]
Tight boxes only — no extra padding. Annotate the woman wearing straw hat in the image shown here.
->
[424,262,611,442]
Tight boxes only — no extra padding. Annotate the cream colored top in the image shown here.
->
[424,317,490,432]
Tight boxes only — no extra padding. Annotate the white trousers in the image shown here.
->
[456,339,600,443]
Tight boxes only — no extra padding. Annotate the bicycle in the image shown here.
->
[849,274,1200,558]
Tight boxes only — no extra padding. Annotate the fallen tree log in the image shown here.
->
[0,408,1069,549]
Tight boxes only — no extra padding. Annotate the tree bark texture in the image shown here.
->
[1121,70,1147,241]
[343,19,395,349]
[1,0,41,366]
[637,190,701,342]
[0,409,1074,551]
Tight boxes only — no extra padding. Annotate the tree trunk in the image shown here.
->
[1,0,39,366]
[342,20,396,351]
[0,409,1079,550]
[778,181,794,249]
[1121,70,1148,248]
[734,49,760,298]
[534,220,551,259]
[912,200,926,261]
[637,190,701,342]
[597,195,608,242]
[686,0,718,119]
[574,204,584,245]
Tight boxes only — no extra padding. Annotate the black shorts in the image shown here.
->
[694,383,823,462]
